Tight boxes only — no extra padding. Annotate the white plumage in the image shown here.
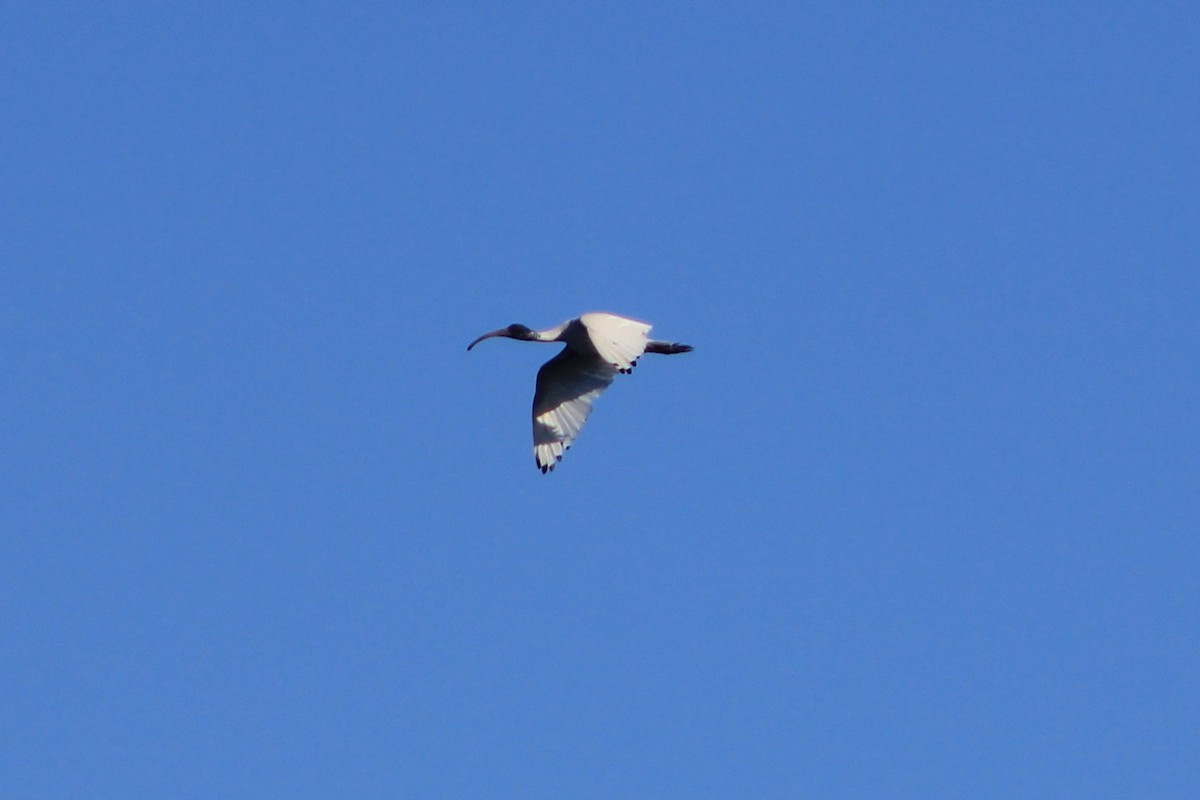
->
[467,312,693,472]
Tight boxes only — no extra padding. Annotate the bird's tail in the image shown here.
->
[645,340,693,355]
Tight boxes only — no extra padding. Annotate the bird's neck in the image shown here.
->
[536,321,573,342]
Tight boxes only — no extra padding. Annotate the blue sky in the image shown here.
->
[2,3,1197,797]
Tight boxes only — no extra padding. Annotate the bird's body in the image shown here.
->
[468,312,693,472]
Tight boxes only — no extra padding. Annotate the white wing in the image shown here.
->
[578,312,651,374]
[532,348,617,472]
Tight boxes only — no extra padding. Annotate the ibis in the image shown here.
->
[468,312,693,472]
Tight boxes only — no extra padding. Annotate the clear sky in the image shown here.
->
[3,3,1197,797]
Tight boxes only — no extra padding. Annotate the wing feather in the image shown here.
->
[579,312,651,373]
[532,348,617,472]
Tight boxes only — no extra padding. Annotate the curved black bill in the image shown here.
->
[467,329,508,351]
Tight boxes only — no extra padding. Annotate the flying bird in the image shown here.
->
[468,312,693,472]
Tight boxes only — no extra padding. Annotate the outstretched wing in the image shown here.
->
[579,312,652,374]
[532,348,617,472]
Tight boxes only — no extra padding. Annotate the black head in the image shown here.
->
[504,323,536,339]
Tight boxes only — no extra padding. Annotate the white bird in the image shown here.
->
[468,312,693,472]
